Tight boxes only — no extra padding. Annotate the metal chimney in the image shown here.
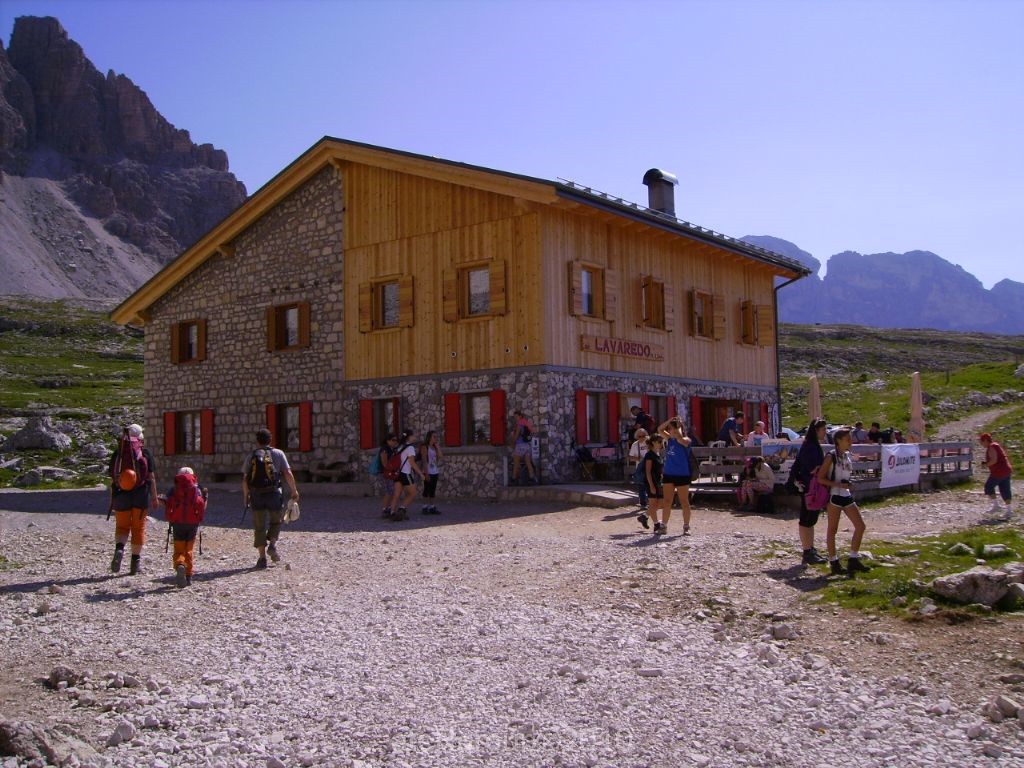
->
[642,168,679,217]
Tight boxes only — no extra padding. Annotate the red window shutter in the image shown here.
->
[760,402,770,429]
[489,389,506,446]
[641,394,650,413]
[667,396,677,420]
[200,409,215,455]
[607,391,620,444]
[163,412,177,456]
[265,404,279,447]
[444,393,462,446]
[575,390,588,444]
[299,401,313,452]
[690,396,702,438]
[358,399,374,449]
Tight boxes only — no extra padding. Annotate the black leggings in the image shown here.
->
[423,474,439,499]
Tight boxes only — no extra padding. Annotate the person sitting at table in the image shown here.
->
[851,421,870,444]
[745,421,769,447]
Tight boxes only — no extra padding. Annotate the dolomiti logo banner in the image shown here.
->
[879,444,921,489]
[580,335,664,361]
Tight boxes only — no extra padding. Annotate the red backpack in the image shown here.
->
[112,427,148,491]
[383,447,404,481]
[164,474,206,525]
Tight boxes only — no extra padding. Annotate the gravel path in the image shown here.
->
[2,484,1024,767]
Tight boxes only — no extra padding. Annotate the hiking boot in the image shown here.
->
[381,507,392,518]
[653,522,664,536]
[129,555,140,576]
[661,523,669,535]
[185,575,192,586]
[255,555,268,570]
[637,513,650,530]
[267,543,280,563]
[110,548,124,573]
[829,559,847,576]
[682,525,691,536]
[393,507,408,521]
[175,564,187,588]
[989,499,1003,513]
[802,548,828,565]
[846,556,870,573]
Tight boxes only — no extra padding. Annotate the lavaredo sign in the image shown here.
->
[880,444,921,489]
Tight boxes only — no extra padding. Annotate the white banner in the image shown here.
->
[880,444,921,489]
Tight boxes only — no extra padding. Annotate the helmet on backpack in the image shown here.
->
[118,468,138,490]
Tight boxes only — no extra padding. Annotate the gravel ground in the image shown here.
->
[2,482,1024,768]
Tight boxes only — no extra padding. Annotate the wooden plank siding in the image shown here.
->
[343,162,545,379]
[538,208,780,385]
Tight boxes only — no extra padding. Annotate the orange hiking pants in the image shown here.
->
[172,538,196,576]
[114,508,147,550]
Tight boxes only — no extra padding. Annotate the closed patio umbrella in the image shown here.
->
[808,375,822,424]
[908,371,925,442]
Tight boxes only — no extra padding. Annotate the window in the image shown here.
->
[442,390,506,446]
[647,395,668,425]
[162,409,215,455]
[359,277,413,331]
[170,319,206,364]
[266,402,313,451]
[442,261,507,321]
[740,300,774,346]
[690,290,725,340]
[640,277,674,330]
[358,397,401,448]
[568,261,618,319]
[266,302,310,351]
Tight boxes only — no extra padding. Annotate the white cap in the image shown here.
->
[128,423,144,439]
[177,466,195,476]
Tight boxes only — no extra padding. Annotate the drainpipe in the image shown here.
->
[773,275,803,434]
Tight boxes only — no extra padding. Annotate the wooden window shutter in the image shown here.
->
[297,302,311,348]
[398,276,414,327]
[170,323,181,364]
[265,404,279,447]
[639,276,650,325]
[712,294,726,340]
[740,300,753,345]
[607,391,620,443]
[266,307,277,352]
[391,397,402,434]
[568,261,583,316]
[667,395,677,420]
[196,320,208,361]
[200,409,215,455]
[603,269,618,320]
[760,401,770,428]
[489,260,507,315]
[489,389,506,446]
[688,290,697,336]
[299,401,313,452]
[442,268,459,322]
[358,283,373,332]
[756,303,774,347]
[574,389,588,444]
[163,411,177,456]
[443,393,462,447]
[689,396,702,437]
[358,399,374,449]
[663,284,675,332]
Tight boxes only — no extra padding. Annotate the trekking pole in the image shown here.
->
[198,528,203,556]
[165,525,171,553]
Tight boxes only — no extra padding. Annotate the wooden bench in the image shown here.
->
[309,462,353,483]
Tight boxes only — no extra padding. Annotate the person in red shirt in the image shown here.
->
[979,432,1013,518]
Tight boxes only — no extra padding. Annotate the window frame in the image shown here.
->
[692,289,713,339]
[175,410,203,454]
[266,302,310,352]
[462,391,493,446]
[374,279,401,329]
[170,319,206,364]
[580,265,604,318]
[641,276,666,330]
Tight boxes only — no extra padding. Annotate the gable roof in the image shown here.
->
[111,136,810,325]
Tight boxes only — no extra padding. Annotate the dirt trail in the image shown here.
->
[931,407,1014,442]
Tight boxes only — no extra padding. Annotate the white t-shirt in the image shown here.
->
[399,444,418,475]
[628,439,647,464]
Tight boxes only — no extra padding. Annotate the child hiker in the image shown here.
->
[160,467,208,588]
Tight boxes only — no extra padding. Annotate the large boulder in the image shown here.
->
[3,415,72,451]
[930,564,1024,607]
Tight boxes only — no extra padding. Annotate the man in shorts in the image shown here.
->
[242,428,299,569]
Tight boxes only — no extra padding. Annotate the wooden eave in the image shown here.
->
[111,137,559,326]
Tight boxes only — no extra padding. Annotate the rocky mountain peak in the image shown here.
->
[0,16,247,299]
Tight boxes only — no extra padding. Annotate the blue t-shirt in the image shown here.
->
[718,418,738,443]
[664,437,691,476]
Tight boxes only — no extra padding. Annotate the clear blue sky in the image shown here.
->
[3,0,1022,287]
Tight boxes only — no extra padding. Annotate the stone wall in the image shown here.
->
[143,166,344,481]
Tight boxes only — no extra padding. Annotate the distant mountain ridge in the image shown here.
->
[744,235,1024,334]
[0,16,246,299]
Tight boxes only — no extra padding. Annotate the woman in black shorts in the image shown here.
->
[817,428,868,575]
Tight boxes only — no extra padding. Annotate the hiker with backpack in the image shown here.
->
[241,428,298,569]
[385,429,423,521]
[374,433,400,518]
[509,410,538,485]
[418,430,444,515]
[159,467,208,587]
[818,428,869,576]
[788,418,829,566]
[108,424,158,575]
